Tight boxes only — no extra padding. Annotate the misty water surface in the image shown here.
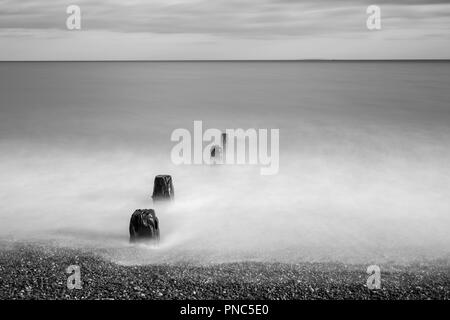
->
[1,62,449,264]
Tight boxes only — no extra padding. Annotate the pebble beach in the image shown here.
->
[1,242,448,300]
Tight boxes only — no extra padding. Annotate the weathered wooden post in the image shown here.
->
[209,132,228,164]
[210,145,223,164]
[221,132,227,154]
[129,209,160,243]
[152,175,174,201]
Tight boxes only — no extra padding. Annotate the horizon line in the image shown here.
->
[1,59,450,63]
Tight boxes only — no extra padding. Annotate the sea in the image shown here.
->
[1,61,449,264]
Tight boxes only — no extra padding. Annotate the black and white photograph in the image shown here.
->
[0,0,449,313]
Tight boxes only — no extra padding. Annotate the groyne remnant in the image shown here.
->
[129,209,160,242]
[152,175,174,201]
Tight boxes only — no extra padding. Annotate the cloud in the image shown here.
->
[0,0,449,36]
[0,0,449,59]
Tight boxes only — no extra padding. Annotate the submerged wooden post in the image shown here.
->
[221,132,227,154]
[209,132,227,164]
[129,209,160,243]
[210,145,223,164]
[152,175,174,201]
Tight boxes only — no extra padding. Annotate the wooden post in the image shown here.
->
[210,145,223,164]
[221,132,227,153]
[152,175,174,201]
[129,209,160,243]
[221,132,227,163]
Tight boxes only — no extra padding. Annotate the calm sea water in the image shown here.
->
[1,62,449,264]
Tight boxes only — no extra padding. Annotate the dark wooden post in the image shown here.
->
[152,175,174,201]
[221,132,227,154]
[210,145,223,163]
[129,209,160,243]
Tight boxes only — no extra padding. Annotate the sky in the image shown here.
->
[0,0,449,60]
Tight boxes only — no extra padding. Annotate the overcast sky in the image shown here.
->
[1,0,449,60]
